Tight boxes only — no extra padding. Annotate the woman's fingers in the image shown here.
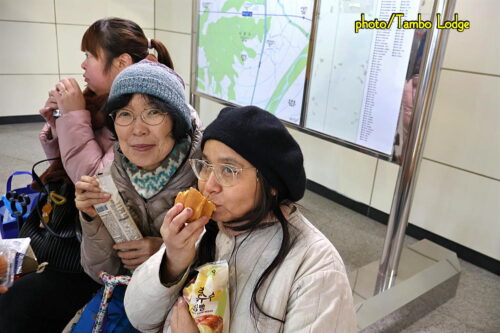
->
[163,207,208,245]
[75,196,109,206]
[74,176,109,217]
[113,237,162,254]
[161,203,187,237]
[177,216,208,241]
[67,78,81,91]
[122,256,149,269]
[164,204,185,225]
[80,175,98,183]
[171,297,199,333]
[169,207,193,233]
[75,176,101,193]
[55,78,85,112]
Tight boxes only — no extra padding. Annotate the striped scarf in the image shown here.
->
[124,137,190,199]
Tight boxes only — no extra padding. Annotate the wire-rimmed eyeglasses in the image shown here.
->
[110,109,169,126]
[189,159,256,187]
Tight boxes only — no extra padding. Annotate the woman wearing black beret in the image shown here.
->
[124,106,356,332]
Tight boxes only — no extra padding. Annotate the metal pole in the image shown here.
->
[375,0,456,294]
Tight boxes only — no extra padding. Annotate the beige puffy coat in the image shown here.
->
[124,208,356,332]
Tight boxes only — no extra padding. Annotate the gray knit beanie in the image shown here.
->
[108,60,192,130]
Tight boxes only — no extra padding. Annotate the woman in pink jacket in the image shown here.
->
[0,17,175,333]
[39,17,175,183]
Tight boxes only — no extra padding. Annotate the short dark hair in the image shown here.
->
[104,94,192,141]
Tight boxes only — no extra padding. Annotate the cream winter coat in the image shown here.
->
[124,207,356,332]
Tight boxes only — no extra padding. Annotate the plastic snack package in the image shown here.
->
[0,248,17,288]
[0,237,31,275]
[182,261,230,333]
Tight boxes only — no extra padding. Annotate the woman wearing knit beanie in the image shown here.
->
[75,59,202,283]
[69,60,202,332]
[125,106,356,332]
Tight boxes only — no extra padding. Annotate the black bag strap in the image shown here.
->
[31,158,80,240]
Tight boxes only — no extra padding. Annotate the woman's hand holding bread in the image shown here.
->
[160,188,215,282]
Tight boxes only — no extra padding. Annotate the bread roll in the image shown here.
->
[175,187,216,222]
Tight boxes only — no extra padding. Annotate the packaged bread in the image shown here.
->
[182,261,229,333]
[175,187,216,222]
[0,248,16,288]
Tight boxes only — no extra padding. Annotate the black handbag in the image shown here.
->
[19,159,83,273]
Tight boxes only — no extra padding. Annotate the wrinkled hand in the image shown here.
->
[39,91,59,128]
[171,297,199,333]
[160,204,208,281]
[54,78,85,114]
[75,175,110,218]
[113,237,163,270]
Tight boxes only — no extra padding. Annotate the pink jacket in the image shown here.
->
[39,110,115,183]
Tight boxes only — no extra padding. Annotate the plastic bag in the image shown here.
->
[0,248,17,288]
[183,261,230,333]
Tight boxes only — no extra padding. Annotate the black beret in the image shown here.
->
[202,106,306,201]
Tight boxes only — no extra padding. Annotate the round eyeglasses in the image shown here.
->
[189,159,256,187]
[110,109,169,126]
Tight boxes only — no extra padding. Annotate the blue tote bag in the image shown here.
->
[0,171,40,238]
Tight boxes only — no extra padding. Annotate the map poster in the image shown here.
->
[195,0,315,124]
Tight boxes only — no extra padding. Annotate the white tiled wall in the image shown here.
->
[289,129,378,205]
[0,0,55,22]
[155,30,192,86]
[410,160,500,258]
[57,24,88,74]
[0,75,59,116]
[424,70,500,180]
[409,0,500,260]
[54,0,155,29]
[198,97,222,125]
[156,0,193,34]
[371,160,399,213]
[0,1,161,118]
[442,0,500,75]
[0,21,58,74]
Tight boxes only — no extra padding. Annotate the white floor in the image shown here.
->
[1,122,499,332]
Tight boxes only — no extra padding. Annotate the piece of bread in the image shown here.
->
[175,187,216,222]
[195,314,223,333]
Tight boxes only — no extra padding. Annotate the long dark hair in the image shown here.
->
[195,172,296,326]
[81,17,174,70]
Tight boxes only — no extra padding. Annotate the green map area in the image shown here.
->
[196,0,313,121]
[198,8,270,101]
